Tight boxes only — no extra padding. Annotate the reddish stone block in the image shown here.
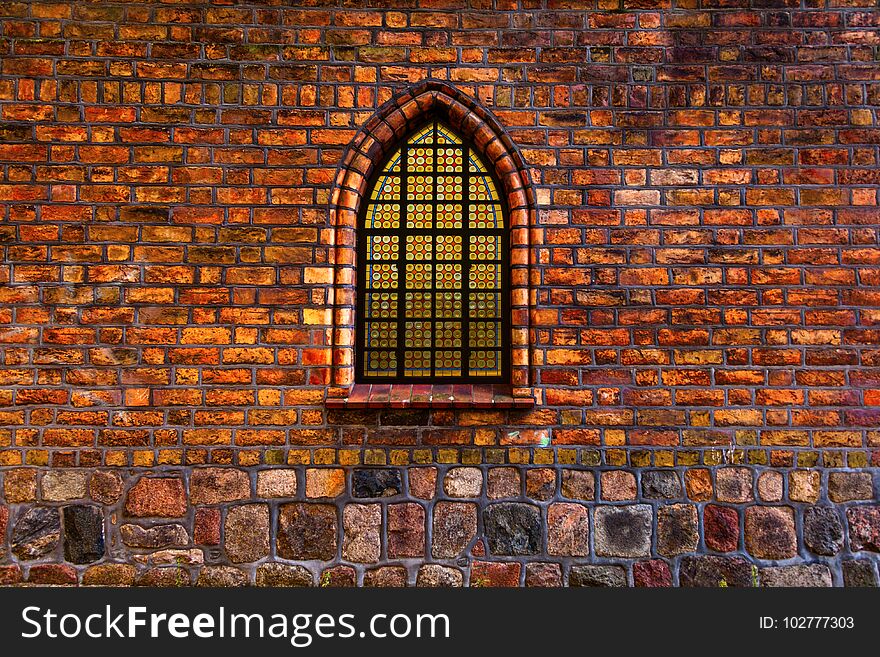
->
[600,470,637,501]
[125,476,187,518]
[320,565,356,588]
[363,566,408,587]
[704,505,739,553]
[470,561,521,587]
[525,562,563,587]
[193,507,221,546]
[848,506,880,553]
[685,469,713,501]
[387,502,425,558]
[28,564,78,585]
[408,467,437,499]
[0,505,7,548]
[634,560,673,587]
[547,502,589,556]
[0,565,23,585]
[526,468,556,500]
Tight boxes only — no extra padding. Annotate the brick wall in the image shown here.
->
[0,0,879,587]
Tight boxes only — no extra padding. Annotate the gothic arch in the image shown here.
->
[328,80,536,395]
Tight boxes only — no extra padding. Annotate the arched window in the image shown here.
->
[357,121,509,383]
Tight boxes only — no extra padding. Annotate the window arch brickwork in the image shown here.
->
[357,120,509,383]
[329,81,536,402]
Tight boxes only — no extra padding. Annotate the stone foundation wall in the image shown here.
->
[1,1,880,585]
[2,462,878,586]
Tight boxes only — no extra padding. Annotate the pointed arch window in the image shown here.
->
[357,121,509,383]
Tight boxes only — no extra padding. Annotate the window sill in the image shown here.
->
[326,384,536,409]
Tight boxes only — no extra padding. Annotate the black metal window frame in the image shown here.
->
[355,119,511,384]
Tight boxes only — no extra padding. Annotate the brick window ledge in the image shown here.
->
[326,384,536,409]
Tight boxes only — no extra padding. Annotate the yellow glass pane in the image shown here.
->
[408,176,433,200]
[404,350,431,376]
[435,321,461,348]
[469,263,499,289]
[469,234,499,260]
[366,292,397,318]
[470,292,500,318]
[407,148,433,172]
[405,292,432,318]
[469,174,497,201]
[368,263,397,289]
[366,203,400,229]
[470,204,502,229]
[370,174,400,202]
[469,321,500,348]
[365,351,396,376]
[436,292,462,318]
[436,235,462,260]
[405,203,433,229]
[436,124,462,144]
[409,124,434,145]
[469,350,500,377]
[434,350,461,376]
[436,263,461,289]
[437,148,462,172]
[365,321,397,348]
[404,321,432,348]
[385,149,402,173]
[436,203,462,229]
[437,175,462,201]
[405,262,432,289]
[468,148,488,172]
[367,235,399,260]
[405,235,433,261]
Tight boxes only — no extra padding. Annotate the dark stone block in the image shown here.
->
[680,556,755,588]
[353,469,402,498]
[380,409,430,426]
[277,503,337,561]
[594,504,652,557]
[256,563,314,587]
[63,505,104,564]
[569,565,626,587]
[657,504,698,556]
[12,507,61,560]
[641,470,682,499]
[483,502,541,556]
[803,507,844,556]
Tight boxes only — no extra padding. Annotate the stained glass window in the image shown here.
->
[357,121,508,382]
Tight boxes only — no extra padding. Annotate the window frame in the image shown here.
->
[354,118,511,384]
